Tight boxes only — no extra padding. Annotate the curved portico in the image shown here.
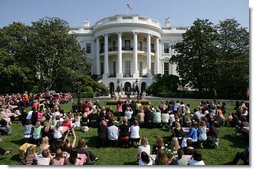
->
[70,14,188,92]
[95,31,160,79]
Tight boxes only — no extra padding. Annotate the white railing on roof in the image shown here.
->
[93,15,161,29]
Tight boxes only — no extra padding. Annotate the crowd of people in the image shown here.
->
[0,91,249,165]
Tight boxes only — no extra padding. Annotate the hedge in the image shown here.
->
[106,100,150,105]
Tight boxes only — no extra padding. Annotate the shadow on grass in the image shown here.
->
[10,154,20,162]
[10,138,25,146]
[221,134,249,148]
[85,135,99,148]
[123,161,137,165]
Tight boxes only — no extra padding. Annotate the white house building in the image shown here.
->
[70,14,188,94]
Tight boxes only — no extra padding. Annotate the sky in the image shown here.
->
[0,0,249,29]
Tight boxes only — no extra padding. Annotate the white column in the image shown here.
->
[117,32,123,78]
[133,32,139,78]
[155,37,160,74]
[96,38,100,76]
[103,34,109,79]
[147,34,151,76]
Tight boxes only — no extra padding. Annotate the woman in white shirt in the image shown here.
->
[137,137,150,160]
[37,149,51,165]
[130,120,140,147]
[53,121,63,139]
[125,107,133,120]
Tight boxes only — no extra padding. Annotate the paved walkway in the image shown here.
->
[93,95,239,102]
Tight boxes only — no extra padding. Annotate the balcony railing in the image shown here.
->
[99,46,155,53]
[108,73,116,77]
[123,73,133,77]
[122,46,133,51]
[139,73,148,77]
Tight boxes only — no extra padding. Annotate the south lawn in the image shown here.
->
[0,98,249,165]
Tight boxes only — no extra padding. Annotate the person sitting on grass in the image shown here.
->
[198,120,207,148]
[183,139,196,155]
[24,120,34,143]
[154,149,170,165]
[39,136,50,154]
[188,150,205,165]
[0,115,12,136]
[170,137,181,154]
[20,145,37,165]
[152,137,165,155]
[37,148,51,165]
[181,121,198,148]
[152,107,161,128]
[173,149,188,165]
[107,121,119,147]
[119,116,130,148]
[170,122,183,142]
[138,151,153,165]
[129,120,140,147]
[63,128,76,154]
[97,119,108,147]
[65,149,87,165]
[231,147,249,165]
[76,138,99,164]
[51,148,66,165]
[137,107,145,128]
[137,137,150,161]
[32,121,43,146]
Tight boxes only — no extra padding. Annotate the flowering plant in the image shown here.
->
[164,149,174,158]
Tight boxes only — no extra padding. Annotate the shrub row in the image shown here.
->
[106,100,151,105]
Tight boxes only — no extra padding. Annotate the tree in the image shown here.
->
[214,19,249,99]
[146,74,179,96]
[170,18,249,99]
[29,17,90,92]
[170,19,218,92]
[0,22,35,93]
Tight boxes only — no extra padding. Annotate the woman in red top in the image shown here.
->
[62,117,72,130]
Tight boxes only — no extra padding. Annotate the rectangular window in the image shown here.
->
[151,43,154,49]
[139,41,143,51]
[112,41,116,51]
[151,62,154,75]
[124,60,131,76]
[164,43,169,53]
[100,43,104,53]
[86,43,91,53]
[164,62,169,75]
[125,40,131,50]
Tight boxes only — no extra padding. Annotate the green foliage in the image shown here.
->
[83,86,94,93]
[0,18,94,93]
[74,75,109,96]
[170,18,249,99]
[146,74,179,96]
[0,23,35,93]
[106,100,150,105]
[214,19,249,99]
[29,17,89,92]
[170,19,217,92]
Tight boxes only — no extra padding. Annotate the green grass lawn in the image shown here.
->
[0,98,249,165]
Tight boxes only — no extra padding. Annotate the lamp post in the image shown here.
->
[77,88,81,112]
[135,79,139,100]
